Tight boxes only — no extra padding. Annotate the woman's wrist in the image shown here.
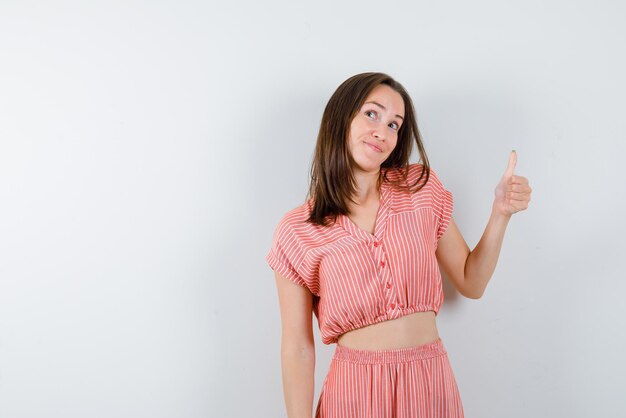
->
[491,201,513,223]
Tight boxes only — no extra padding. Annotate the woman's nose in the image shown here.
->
[372,126,386,140]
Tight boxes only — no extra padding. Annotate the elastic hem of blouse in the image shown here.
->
[332,337,447,364]
[321,305,442,345]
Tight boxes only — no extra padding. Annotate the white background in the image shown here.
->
[1,1,625,417]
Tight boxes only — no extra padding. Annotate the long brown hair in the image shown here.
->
[307,72,431,226]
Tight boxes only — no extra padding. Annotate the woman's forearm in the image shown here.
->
[463,203,512,298]
[281,343,315,418]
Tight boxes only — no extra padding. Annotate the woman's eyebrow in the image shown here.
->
[364,101,404,120]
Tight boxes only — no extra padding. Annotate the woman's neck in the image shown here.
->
[352,168,381,205]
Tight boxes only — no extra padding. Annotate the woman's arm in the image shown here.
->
[436,151,532,299]
[436,212,511,299]
[274,271,316,418]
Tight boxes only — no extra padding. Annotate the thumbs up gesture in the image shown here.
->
[493,150,532,217]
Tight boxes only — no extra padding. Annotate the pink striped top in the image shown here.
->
[266,163,454,345]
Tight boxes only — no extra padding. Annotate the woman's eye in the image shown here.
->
[389,122,399,130]
[365,110,377,119]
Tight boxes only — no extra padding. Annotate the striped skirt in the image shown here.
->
[314,338,464,418]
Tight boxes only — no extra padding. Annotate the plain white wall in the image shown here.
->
[1,1,624,417]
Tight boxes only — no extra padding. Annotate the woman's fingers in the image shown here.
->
[510,175,529,185]
[509,183,532,193]
[507,191,532,201]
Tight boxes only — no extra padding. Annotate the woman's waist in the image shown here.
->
[336,311,438,350]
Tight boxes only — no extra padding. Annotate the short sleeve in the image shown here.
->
[428,168,454,241]
[266,215,310,290]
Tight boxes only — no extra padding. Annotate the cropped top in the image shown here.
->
[266,163,454,345]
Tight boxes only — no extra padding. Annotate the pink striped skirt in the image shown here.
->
[315,338,464,418]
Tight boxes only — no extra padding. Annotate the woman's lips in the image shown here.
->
[364,141,382,152]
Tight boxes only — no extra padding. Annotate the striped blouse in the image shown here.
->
[266,163,454,345]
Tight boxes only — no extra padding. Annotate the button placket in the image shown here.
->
[386,279,400,311]
[377,241,387,270]
[379,251,397,313]
[371,237,386,274]
[380,246,392,291]
[377,179,397,312]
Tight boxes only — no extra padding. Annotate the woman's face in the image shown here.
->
[348,84,405,174]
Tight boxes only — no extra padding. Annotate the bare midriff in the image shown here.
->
[336,311,439,350]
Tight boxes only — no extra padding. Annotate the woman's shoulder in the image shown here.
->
[273,199,321,236]
[276,199,312,224]
[273,199,338,249]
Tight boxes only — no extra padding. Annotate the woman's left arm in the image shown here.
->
[436,151,532,299]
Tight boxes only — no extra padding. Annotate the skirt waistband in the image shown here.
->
[333,337,447,364]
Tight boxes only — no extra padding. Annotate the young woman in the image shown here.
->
[266,72,532,418]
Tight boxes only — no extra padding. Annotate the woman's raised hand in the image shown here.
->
[493,150,532,217]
